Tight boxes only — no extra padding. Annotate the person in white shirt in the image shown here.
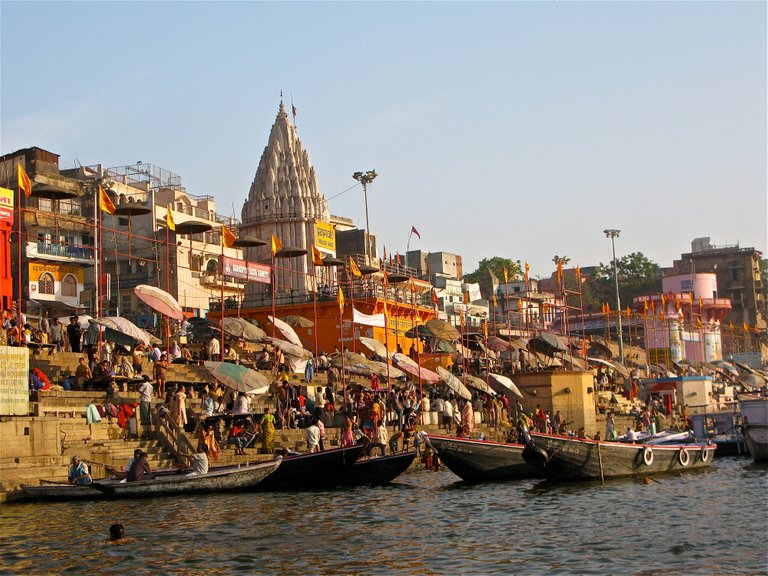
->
[306,418,321,452]
[138,381,153,427]
[208,337,220,359]
[180,444,209,476]
[442,397,454,432]
[231,392,251,415]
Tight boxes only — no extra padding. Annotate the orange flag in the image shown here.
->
[382,270,389,287]
[222,225,236,248]
[337,288,345,316]
[650,299,656,313]
[271,234,282,256]
[382,300,388,317]
[165,205,175,231]
[98,186,116,214]
[17,164,31,196]
[349,257,361,277]
[311,245,323,266]
[503,267,509,283]
[574,265,581,278]
[463,291,469,305]
[492,294,498,307]
[431,290,439,308]
[518,298,524,311]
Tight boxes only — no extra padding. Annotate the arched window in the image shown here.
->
[38,272,55,295]
[61,274,78,297]
[205,259,218,274]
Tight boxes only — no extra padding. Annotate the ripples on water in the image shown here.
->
[0,458,766,575]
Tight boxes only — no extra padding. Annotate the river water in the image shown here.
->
[1,457,765,575]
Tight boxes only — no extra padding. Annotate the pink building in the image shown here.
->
[635,273,731,365]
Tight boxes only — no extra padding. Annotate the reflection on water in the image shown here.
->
[1,458,766,575]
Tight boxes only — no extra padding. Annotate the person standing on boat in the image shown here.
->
[442,396,454,432]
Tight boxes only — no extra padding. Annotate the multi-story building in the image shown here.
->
[673,237,766,365]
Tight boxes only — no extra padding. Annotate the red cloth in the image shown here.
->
[117,403,137,428]
[32,368,51,390]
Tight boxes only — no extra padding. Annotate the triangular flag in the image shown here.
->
[383,270,389,287]
[349,257,361,277]
[518,298,524,311]
[98,186,116,215]
[17,164,31,197]
[312,245,323,266]
[382,246,387,261]
[431,290,439,308]
[503,267,508,282]
[575,265,581,278]
[463,291,469,305]
[271,234,283,256]
[166,205,175,231]
[337,288,345,315]
[410,225,421,239]
[222,225,236,248]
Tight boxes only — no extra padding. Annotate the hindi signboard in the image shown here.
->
[0,346,29,415]
[314,221,336,253]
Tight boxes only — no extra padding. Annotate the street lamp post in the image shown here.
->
[352,170,377,264]
[604,229,625,362]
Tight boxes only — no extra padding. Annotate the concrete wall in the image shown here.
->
[513,370,597,436]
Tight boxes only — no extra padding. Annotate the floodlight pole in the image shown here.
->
[604,229,624,362]
[352,170,377,265]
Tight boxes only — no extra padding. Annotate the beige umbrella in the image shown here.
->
[436,366,472,400]
[487,372,524,399]
[425,319,461,341]
[268,315,302,347]
[281,315,314,328]
[392,352,441,384]
[463,374,495,395]
[359,336,389,359]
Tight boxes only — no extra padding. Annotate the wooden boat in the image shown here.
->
[426,434,539,482]
[522,431,716,481]
[93,459,281,498]
[19,479,117,502]
[690,409,749,457]
[342,451,416,486]
[256,444,365,490]
[740,395,768,463]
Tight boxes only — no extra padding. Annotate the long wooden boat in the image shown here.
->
[93,459,281,498]
[18,467,195,502]
[740,395,768,463]
[256,444,365,490]
[426,434,539,482]
[342,451,417,486]
[522,431,716,481]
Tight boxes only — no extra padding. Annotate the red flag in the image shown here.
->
[431,290,439,308]
[382,246,387,261]
[410,226,421,239]
[382,270,389,287]
[396,253,401,265]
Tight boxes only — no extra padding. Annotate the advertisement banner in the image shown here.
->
[352,307,386,328]
[222,256,271,285]
[0,187,14,225]
[28,262,84,282]
[314,221,336,253]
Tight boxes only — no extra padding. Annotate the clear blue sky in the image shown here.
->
[2,1,765,277]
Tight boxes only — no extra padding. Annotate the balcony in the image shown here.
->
[199,273,245,291]
[27,242,94,264]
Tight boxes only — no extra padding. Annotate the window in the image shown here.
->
[38,272,55,295]
[206,259,219,274]
[61,274,78,297]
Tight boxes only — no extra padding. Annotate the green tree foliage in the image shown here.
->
[464,257,522,284]
[586,252,662,312]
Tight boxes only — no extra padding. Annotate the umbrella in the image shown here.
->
[588,357,616,370]
[488,372,523,398]
[528,333,568,355]
[331,351,405,379]
[268,315,302,347]
[281,315,314,328]
[203,361,270,395]
[463,374,495,395]
[486,336,512,352]
[741,373,766,389]
[392,353,441,384]
[174,220,213,235]
[134,285,185,321]
[232,236,266,248]
[487,372,524,399]
[59,315,92,331]
[611,362,630,379]
[436,340,456,354]
[436,366,472,400]
[387,273,410,284]
[359,336,389,359]
[321,255,344,267]
[713,361,740,378]
[425,319,461,341]
[558,352,585,370]
[274,246,307,259]
[222,318,265,342]
[404,325,432,339]
[587,340,613,359]
[89,317,156,347]
[262,337,312,360]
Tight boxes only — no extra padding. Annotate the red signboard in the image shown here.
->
[222,256,271,284]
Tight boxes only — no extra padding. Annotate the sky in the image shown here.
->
[1,1,765,278]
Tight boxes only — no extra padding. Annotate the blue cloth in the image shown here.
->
[86,404,102,424]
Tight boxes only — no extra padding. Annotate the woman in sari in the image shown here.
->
[170,385,188,429]
[461,399,474,437]
[260,407,276,454]
[197,423,221,460]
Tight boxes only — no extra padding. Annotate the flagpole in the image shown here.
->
[220,228,225,361]
[311,254,319,365]
[165,219,171,352]
[16,166,23,326]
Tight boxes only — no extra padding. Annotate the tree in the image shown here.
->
[587,251,662,312]
[464,257,522,284]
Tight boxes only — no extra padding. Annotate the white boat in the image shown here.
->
[739,395,768,463]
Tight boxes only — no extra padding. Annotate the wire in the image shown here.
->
[326,182,361,202]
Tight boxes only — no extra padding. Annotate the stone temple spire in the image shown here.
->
[240,101,333,305]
